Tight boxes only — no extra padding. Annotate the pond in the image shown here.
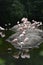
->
[0,30,43,65]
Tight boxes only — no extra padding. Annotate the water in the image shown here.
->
[0,30,43,65]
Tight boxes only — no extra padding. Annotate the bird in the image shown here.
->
[13,55,19,59]
[24,37,29,42]
[21,17,26,22]
[21,53,26,59]
[0,26,5,30]
[5,24,7,26]
[32,26,35,29]
[20,42,24,45]
[0,32,2,35]
[23,24,28,29]
[1,34,5,38]
[24,54,30,58]
[18,42,24,47]
[17,21,20,24]
[37,22,42,27]
[8,48,12,50]
[8,23,11,25]
[18,24,21,27]
[32,20,35,22]
[12,38,18,43]
[0,32,5,38]
[18,27,23,31]
[19,34,24,37]
[22,31,26,35]
[39,22,42,25]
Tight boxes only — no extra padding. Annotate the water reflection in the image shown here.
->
[0,25,43,65]
[0,37,43,65]
[12,51,20,59]
[39,51,43,56]
[21,52,30,59]
[12,49,30,59]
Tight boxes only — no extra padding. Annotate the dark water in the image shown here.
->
[0,30,43,65]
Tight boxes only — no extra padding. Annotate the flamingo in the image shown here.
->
[1,34,5,38]
[0,26,5,30]
[22,31,26,35]
[32,20,35,22]
[23,24,27,29]
[18,27,23,31]
[19,34,24,37]
[20,42,24,45]
[18,24,21,27]
[0,32,5,38]
[28,24,31,29]
[24,37,29,42]
[12,38,18,43]
[5,24,7,26]
[37,22,42,27]
[21,53,26,59]
[8,23,11,25]
[13,55,19,59]
[25,54,30,58]
[8,48,12,50]
[39,22,42,25]
[0,32,2,35]
[17,21,19,24]
[32,26,35,29]
[21,17,26,22]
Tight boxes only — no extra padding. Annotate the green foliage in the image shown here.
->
[0,0,43,26]
[0,0,27,26]
[8,0,26,22]
[0,58,5,65]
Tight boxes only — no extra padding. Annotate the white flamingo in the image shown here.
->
[21,17,26,22]
[19,34,24,37]
[0,32,5,38]
[17,21,19,24]
[18,27,23,31]
[12,38,18,42]
[24,37,29,42]
[32,20,35,22]
[8,23,11,25]
[25,54,30,58]
[5,24,7,26]
[22,30,26,35]
[0,32,2,35]
[37,22,42,27]
[1,34,5,38]
[13,55,19,59]
[39,22,42,25]
[0,26,5,30]
[21,53,26,59]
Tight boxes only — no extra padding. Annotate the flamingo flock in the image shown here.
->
[6,17,43,59]
[10,17,43,44]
